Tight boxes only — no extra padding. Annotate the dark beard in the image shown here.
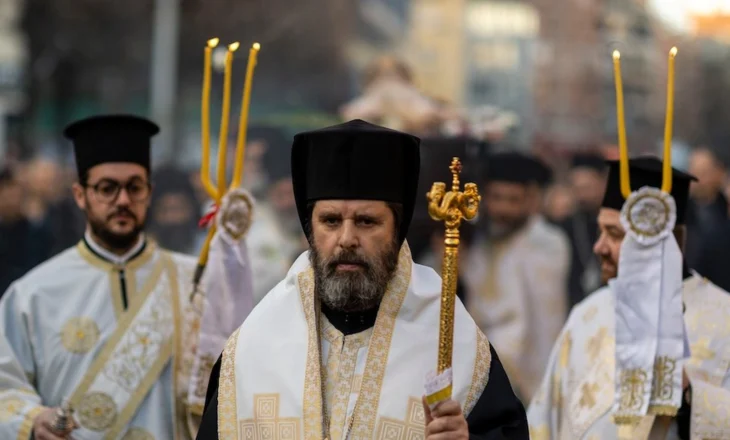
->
[487,216,529,240]
[88,207,144,251]
[310,241,399,312]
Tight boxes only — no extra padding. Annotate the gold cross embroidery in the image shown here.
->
[619,369,648,411]
[691,337,715,362]
[579,382,599,409]
[240,394,301,440]
[585,327,607,361]
[374,397,426,440]
[651,356,676,401]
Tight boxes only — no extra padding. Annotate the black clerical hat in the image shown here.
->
[291,119,420,244]
[602,156,697,224]
[527,157,552,188]
[252,125,291,183]
[484,151,540,185]
[64,114,159,179]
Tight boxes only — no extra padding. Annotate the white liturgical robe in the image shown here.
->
[0,237,199,440]
[527,274,730,440]
[216,243,495,440]
[464,216,570,401]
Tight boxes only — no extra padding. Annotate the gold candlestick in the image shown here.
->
[192,39,261,297]
[426,157,481,373]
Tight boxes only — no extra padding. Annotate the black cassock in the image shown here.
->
[196,306,529,440]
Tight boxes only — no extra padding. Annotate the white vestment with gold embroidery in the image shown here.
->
[464,216,570,401]
[217,243,493,440]
[0,241,199,440]
[527,275,730,440]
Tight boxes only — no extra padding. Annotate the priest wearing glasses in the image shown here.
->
[197,119,529,440]
[0,115,253,440]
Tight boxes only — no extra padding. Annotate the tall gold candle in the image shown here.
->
[613,50,631,198]
[201,38,220,199]
[231,42,261,190]
[662,47,678,194]
[216,42,240,201]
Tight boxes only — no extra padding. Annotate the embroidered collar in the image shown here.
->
[83,230,146,266]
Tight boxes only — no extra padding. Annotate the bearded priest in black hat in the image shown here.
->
[196,120,529,439]
[0,115,254,440]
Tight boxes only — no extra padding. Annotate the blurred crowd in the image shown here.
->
[4,55,730,404]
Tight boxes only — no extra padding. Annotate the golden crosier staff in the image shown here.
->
[192,39,261,295]
[426,158,481,373]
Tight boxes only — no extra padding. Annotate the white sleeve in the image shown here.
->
[0,283,45,440]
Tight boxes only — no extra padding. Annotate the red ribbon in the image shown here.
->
[198,204,219,228]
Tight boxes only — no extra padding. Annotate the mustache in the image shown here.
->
[326,250,370,271]
[107,208,137,221]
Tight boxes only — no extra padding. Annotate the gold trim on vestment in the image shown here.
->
[166,255,185,440]
[464,328,491,416]
[109,271,125,318]
[66,253,172,438]
[16,405,43,440]
[105,343,173,439]
[298,269,324,440]
[75,240,157,319]
[350,244,411,438]
[321,319,343,419]
[218,327,241,440]
[325,321,372,440]
[298,243,413,439]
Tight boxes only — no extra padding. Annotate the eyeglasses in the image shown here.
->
[84,178,151,204]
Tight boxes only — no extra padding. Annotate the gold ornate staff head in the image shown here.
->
[426,156,481,373]
[192,39,261,300]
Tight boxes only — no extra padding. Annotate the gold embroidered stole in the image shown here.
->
[217,243,493,440]
[298,244,412,440]
[66,252,182,440]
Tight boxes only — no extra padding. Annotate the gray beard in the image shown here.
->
[310,241,399,312]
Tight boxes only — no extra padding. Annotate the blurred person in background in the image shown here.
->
[148,166,202,254]
[559,153,607,308]
[464,151,569,403]
[0,167,52,295]
[543,183,575,224]
[340,55,451,135]
[685,146,730,289]
[0,115,252,440]
[19,158,86,255]
[246,125,307,304]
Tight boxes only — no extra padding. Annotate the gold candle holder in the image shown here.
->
[192,38,262,296]
[426,158,481,373]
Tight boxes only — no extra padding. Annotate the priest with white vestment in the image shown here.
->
[464,152,569,403]
[0,115,254,440]
[196,119,530,439]
[527,157,730,440]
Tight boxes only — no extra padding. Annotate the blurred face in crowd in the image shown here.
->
[570,168,606,212]
[593,208,624,283]
[72,163,151,252]
[689,149,727,202]
[150,192,196,251]
[544,184,575,222]
[25,159,64,202]
[484,181,531,239]
[309,200,400,312]
[0,179,24,221]
[269,177,299,234]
